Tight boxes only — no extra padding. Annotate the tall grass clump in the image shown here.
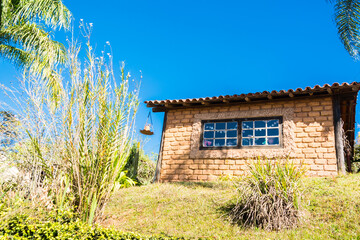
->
[230,159,306,231]
[0,24,139,224]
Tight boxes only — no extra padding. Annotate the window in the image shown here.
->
[203,121,238,147]
[201,117,281,149]
[241,119,280,146]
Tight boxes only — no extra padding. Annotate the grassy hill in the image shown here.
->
[101,174,360,239]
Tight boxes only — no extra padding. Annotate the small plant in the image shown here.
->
[229,159,306,231]
[114,171,137,190]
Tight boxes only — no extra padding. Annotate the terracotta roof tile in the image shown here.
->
[145,82,360,109]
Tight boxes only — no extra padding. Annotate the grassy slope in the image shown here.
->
[102,174,360,240]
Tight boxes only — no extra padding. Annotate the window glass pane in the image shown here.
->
[255,120,266,128]
[255,138,266,145]
[215,130,225,138]
[255,129,266,136]
[227,122,238,130]
[203,139,214,147]
[215,139,225,146]
[226,138,237,146]
[242,129,253,137]
[227,130,237,138]
[203,121,241,148]
[267,119,279,128]
[242,121,253,129]
[242,138,253,146]
[204,131,214,138]
[216,122,226,130]
[267,128,279,136]
[204,123,214,130]
[267,137,279,145]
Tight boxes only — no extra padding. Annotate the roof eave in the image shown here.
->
[145,82,360,112]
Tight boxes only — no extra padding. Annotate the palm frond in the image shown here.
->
[333,0,360,57]
[1,22,66,65]
[11,0,72,30]
[1,22,66,99]
[0,44,31,68]
[0,0,71,102]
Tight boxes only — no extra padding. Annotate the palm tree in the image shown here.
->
[329,0,360,58]
[0,0,72,97]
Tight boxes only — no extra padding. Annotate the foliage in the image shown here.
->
[124,142,156,185]
[328,0,360,58]
[0,0,72,99]
[229,160,306,231]
[3,25,139,224]
[352,143,360,172]
[114,171,137,190]
[0,111,19,148]
[352,132,360,172]
[124,143,141,181]
[137,151,156,185]
[0,210,189,240]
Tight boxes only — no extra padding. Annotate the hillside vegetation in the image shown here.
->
[102,174,360,239]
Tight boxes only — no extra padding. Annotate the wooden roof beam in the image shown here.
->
[165,103,176,108]
[182,102,192,107]
[146,103,156,107]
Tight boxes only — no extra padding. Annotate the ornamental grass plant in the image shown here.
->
[229,159,306,231]
[0,24,139,224]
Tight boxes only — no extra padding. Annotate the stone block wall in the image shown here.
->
[160,96,337,182]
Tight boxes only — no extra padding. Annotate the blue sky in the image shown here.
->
[1,0,360,155]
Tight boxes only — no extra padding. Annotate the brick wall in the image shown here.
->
[160,96,337,182]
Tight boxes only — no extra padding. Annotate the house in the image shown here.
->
[145,82,359,182]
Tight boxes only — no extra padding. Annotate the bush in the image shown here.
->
[137,153,156,185]
[352,144,360,173]
[124,142,156,185]
[229,159,306,231]
[0,210,189,240]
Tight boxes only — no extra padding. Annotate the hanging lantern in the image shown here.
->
[140,111,154,135]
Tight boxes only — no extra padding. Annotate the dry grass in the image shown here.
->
[102,174,360,239]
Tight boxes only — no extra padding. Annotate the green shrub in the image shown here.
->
[352,144,360,172]
[230,159,306,231]
[124,142,156,185]
[0,210,190,240]
[137,153,156,185]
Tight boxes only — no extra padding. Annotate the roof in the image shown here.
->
[145,82,360,112]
